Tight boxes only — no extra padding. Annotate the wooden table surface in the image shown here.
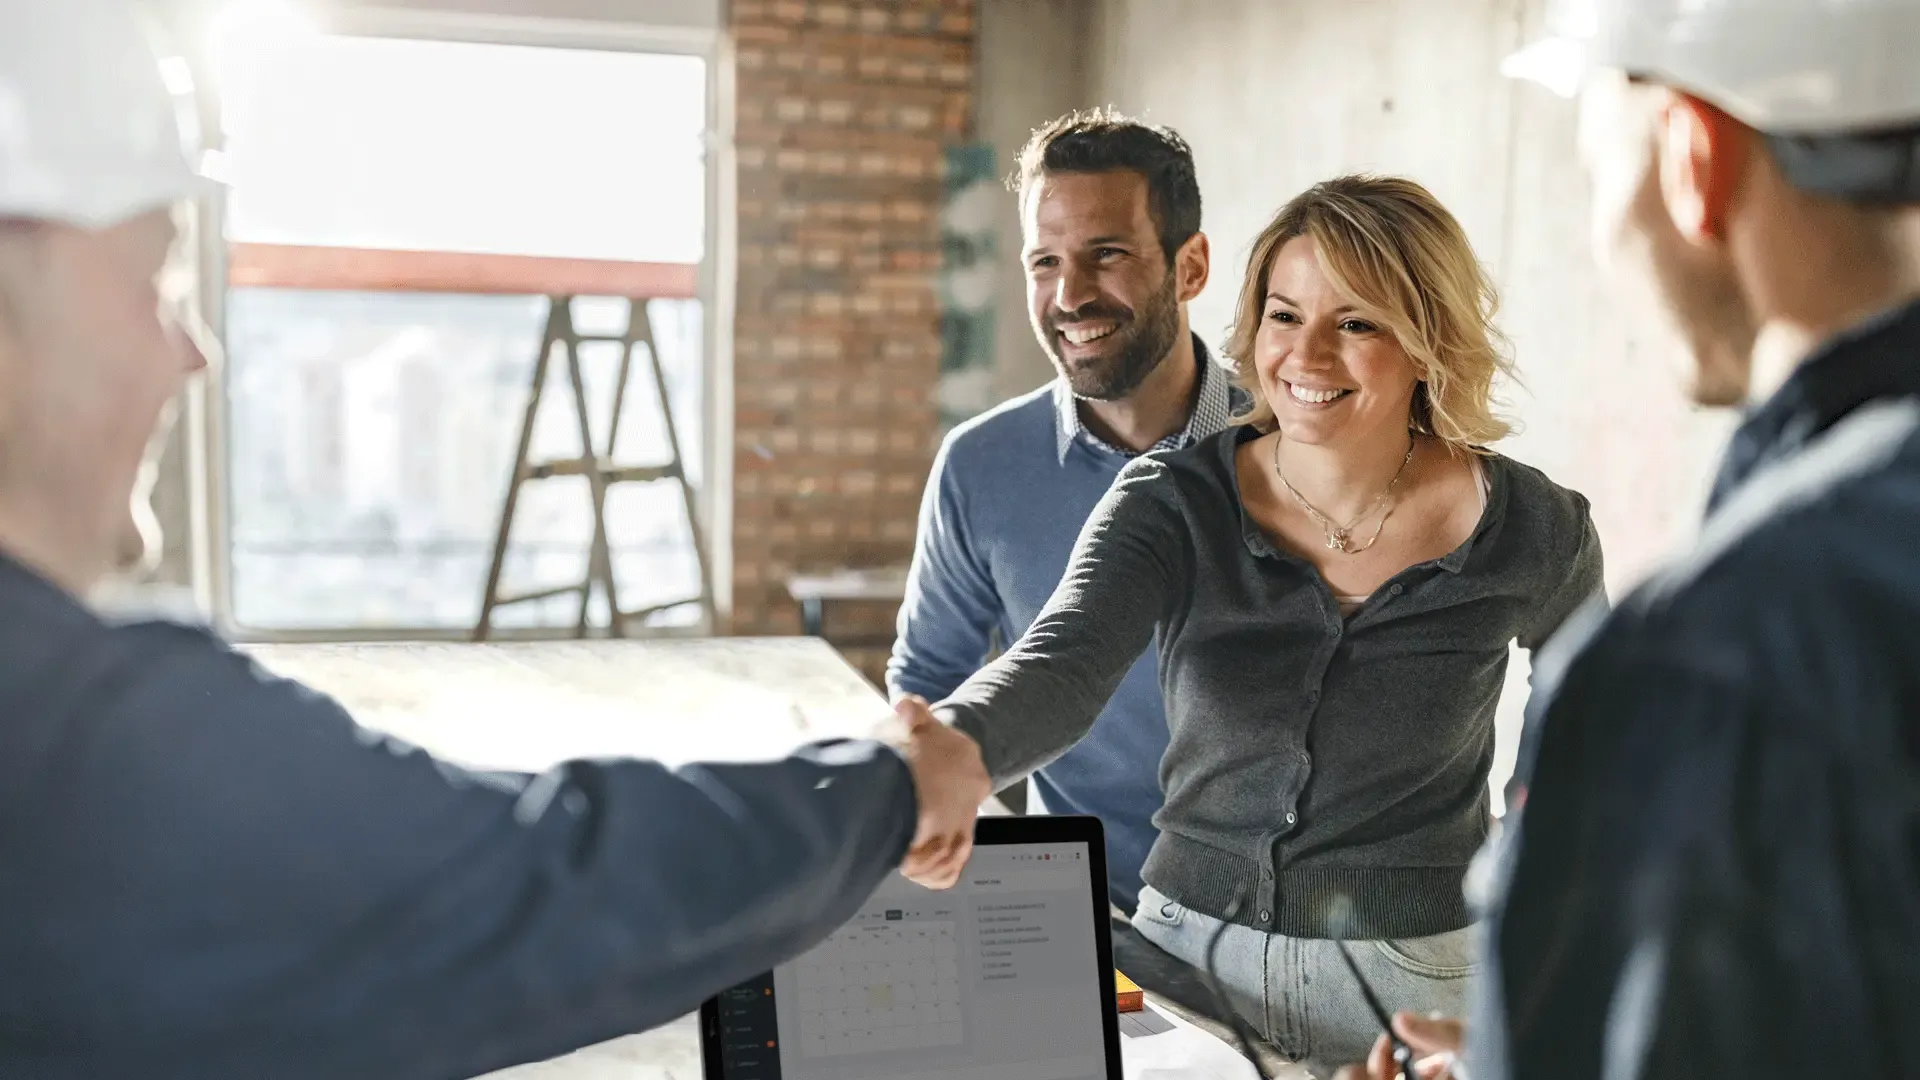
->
[244,638,1004,1080]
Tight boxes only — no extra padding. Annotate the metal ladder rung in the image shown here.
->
[574,333,635,343]
[493,583,588,607]
[604,463,677,484]
[523,458,677,483]
[620,597,704,621]
[522,457,599,480]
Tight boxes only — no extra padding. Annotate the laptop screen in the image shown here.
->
[702,819,1120,1080]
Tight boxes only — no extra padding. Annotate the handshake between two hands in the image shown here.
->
[871,695,994,890]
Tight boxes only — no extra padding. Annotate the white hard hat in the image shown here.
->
[0,0,209,229]
[1502,0,1920,135]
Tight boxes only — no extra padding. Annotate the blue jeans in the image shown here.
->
[1131,884,1475,1078]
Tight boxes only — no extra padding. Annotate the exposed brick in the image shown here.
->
[734,24,792,45]
[730,0,973,641]
[894,6,940,35]
[887,199,930,223]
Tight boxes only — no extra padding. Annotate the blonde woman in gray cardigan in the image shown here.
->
[896,175,1604,1076]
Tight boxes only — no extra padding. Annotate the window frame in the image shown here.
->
[188,6,735,642]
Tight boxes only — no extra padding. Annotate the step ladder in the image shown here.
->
[474,295,715,640]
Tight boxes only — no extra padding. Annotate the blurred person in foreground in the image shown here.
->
[1336,0,1920,1077]
[0,2,988,1077]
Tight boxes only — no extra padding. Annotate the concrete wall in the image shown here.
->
[985,0,1738,800]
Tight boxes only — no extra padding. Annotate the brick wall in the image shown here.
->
[729,0,976,686]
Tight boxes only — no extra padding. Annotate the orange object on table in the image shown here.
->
[1115,970,1143,1013]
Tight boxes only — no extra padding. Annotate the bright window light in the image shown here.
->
[219,33,706,262]
[217,34,709,632]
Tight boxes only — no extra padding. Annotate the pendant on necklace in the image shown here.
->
[1327,530,1352,553]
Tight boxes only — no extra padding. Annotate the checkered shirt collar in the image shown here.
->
[1053,334,1234,463]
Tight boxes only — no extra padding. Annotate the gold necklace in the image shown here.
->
[1272,436,1416,554]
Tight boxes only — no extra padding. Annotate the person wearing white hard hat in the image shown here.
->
[0,2,991,1076]
[1335,1,1920,1078]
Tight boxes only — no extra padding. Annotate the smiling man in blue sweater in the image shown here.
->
[888,110,1235,914]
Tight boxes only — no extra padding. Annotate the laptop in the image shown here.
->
[700,815,1125,1080]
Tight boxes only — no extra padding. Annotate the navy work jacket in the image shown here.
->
[1475,299,1920,1079]
[0,556,915,1079]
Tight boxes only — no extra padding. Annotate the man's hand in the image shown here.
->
[1332,1012,1466,1080]
[874,695,990,890]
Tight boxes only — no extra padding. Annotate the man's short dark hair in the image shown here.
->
[1011,107,1202,261]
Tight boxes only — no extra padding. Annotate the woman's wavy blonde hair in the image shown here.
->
[1225,174,1515,453]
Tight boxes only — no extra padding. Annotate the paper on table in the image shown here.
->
[1120,1005,1269,1080]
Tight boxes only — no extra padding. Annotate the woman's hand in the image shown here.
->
[1332,1012,1466,1080]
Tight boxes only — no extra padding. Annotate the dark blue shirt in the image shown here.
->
[0,555,916,1079]
[1473,299,1920,1079]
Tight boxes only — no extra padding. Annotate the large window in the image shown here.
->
[216,28,709,632]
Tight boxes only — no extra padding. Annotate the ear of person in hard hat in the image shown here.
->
[1336,3,1920,1080]
[0,2,989,1076]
